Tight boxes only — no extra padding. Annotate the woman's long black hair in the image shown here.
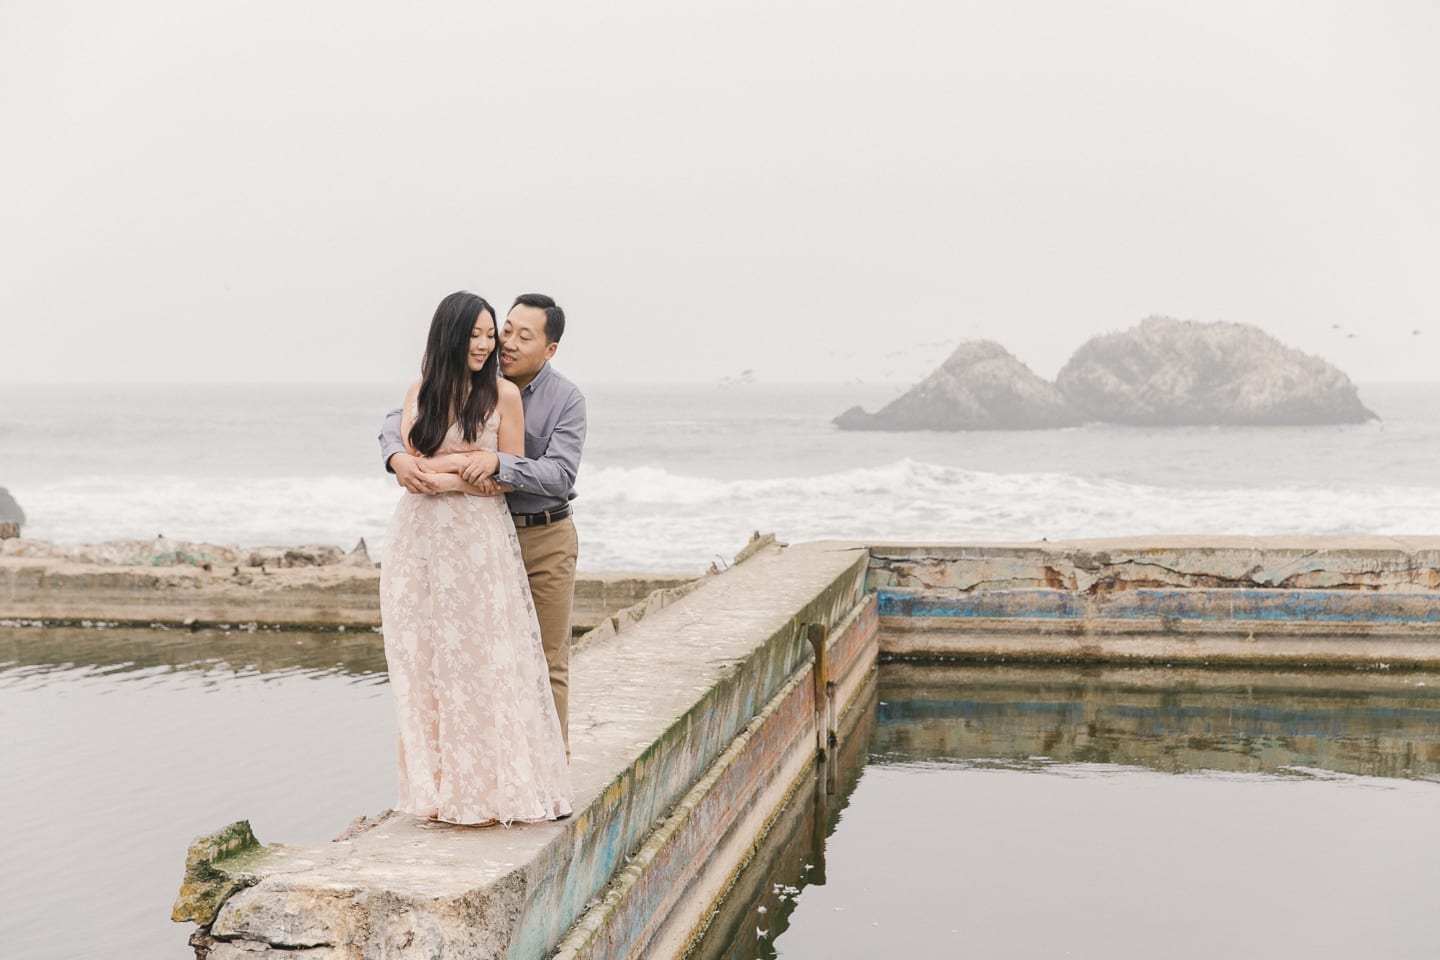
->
[407,291,500,457]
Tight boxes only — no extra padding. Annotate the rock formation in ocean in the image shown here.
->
[1056,316,1376,426]
[0,487,23,523]
[834,340,1081,431]
[0,486,23,538]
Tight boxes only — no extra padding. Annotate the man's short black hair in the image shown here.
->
[511,293,566,343]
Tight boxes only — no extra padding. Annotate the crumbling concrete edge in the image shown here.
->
[172,821,267,926]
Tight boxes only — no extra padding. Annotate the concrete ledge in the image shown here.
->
[178,540,869,959]
[881,617,1440,666]
[879,587,1440,623]
[0,557,691,632]
[868,536,1440,593]
[872,538,1440,665]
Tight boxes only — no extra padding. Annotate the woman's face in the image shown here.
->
[467,311,497,372]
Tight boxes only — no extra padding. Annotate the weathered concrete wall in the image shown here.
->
[871,538,1440,665]
[0,556,690,633]
[553,594,878,960]
[869,537,1440,593]
[176,540,871,959]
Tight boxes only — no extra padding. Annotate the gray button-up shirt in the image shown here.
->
[378,363,587,516]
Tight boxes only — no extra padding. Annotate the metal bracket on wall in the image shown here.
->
[806,622,838,757]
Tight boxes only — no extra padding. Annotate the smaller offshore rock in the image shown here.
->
[835,340,1081,431]
[0,486,24,539]
[1056,316,1376,426]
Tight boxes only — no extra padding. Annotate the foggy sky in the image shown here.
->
[4,0,1438,386]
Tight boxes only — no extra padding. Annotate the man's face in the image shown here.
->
[500,304,558,381]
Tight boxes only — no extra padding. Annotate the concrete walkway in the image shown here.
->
[176,540,869,959]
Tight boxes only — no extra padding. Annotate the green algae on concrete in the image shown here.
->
[172,820,264,925]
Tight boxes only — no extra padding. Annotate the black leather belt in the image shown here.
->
[511,503,572,528]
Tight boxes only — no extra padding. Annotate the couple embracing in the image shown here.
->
[376,291,583,826]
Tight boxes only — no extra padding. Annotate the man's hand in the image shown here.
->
[459,450,501,485]
[472,477,501,496]
[389,452,439,494]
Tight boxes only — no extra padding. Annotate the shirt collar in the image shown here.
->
[520,361,553,394]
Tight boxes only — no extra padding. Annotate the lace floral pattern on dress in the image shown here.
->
[379,412,572,824]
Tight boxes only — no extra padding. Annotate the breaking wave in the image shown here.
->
[15,458,1435,573]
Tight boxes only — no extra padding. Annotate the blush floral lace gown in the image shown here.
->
[379,411,572,825]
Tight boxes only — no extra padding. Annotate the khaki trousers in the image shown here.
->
[515,515,577,753]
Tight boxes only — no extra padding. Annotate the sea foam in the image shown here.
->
[15,459,1435,573]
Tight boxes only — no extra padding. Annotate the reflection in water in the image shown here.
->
[690,663,1440,960]
[692,672,878,960]
[0,625,394,960]
[0,623,390,684]
[874,663,1440,780]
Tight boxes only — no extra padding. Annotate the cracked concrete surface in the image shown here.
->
[871,537,1440,665]
[868,536,1440,595]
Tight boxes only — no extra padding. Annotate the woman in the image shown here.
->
[379,291,572,825]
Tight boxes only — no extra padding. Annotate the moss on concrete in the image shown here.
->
[172,820,265,925]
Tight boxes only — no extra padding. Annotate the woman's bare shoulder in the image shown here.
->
[497,378,521,402]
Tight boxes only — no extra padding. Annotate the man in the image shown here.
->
[379,293,585,753]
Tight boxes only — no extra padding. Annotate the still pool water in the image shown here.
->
[5,630,1439,959]
[0,625,396,959]
[692,663,1440,960]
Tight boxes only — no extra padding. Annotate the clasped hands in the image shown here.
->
[390,451,505,496]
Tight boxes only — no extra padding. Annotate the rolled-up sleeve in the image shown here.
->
[496,392,586,499]
[378,408,406,472]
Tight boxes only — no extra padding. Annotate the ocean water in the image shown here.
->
[1,380,1437,572]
